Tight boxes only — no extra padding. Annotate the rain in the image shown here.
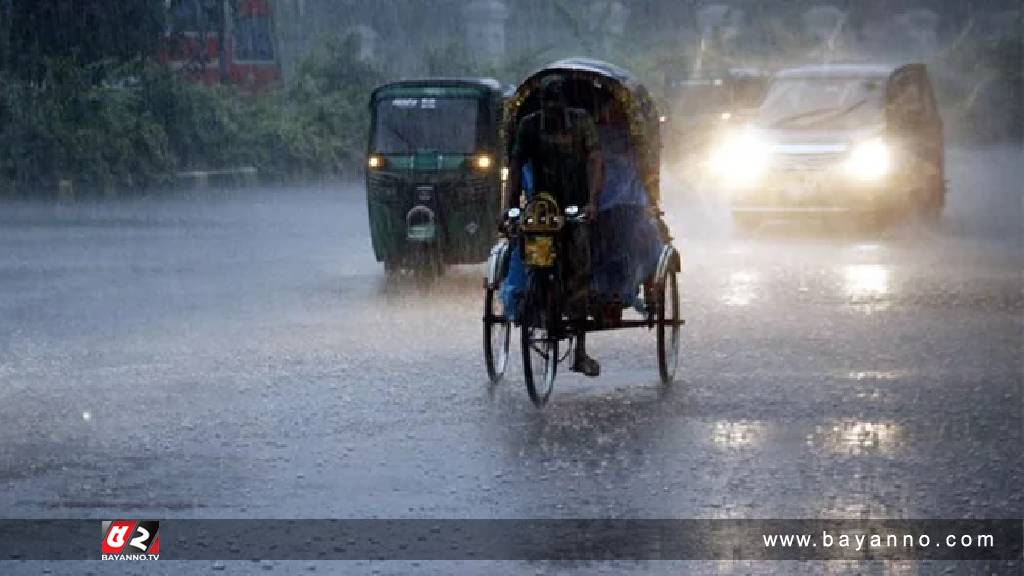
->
[0,1,1021,574]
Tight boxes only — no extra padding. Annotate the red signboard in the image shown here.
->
[159,0,280,91]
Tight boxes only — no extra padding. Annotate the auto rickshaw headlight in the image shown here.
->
[474,154,493,170]
[368,155,384,170]
[845,138,891,180]
[709,130,770,185]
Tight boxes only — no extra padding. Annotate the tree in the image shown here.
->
[0,0,165,83]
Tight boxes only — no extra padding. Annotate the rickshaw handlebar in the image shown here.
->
[500,204,591,235]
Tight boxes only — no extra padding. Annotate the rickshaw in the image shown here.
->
[366,78,504,279]
[482,59,683,407]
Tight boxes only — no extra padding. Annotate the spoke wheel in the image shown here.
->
[522,325,557,406]
[521,277,558,407]
[483,288,511,383]
[657,271,681,384]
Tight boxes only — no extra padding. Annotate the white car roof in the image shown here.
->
[775,63,902,79]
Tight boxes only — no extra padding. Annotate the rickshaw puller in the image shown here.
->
[507,76,604,377]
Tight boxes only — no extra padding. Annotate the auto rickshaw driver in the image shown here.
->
[506,75,604,377]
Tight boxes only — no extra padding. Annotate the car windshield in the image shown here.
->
[671,83,729,116]
[373,97,480,154]
[757,76,886,129]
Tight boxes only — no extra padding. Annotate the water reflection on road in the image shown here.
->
[843,263,891,311]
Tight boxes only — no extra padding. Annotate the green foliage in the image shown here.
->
[0,61,175,194]
[143,69,287,175]
[424,41,476,78]
[0,33,383,195]
[275,34,384,177]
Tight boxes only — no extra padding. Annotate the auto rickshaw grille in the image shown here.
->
[367,173,402,201]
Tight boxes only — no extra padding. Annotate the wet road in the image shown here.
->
[0,146,1021,574]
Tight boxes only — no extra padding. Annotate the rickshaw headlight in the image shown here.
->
[506,207,521,220]
[474,154,493,170]
[844,138,891,180]
[709,130,770,185]
[368,155,384,170]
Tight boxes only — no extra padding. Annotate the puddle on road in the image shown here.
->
[845,370,907,381]
[843,264,892,312]
[812,420,904,456]
[711,420,766,449]
[819,490,904,520]
[841,370,911,402]
[722,271,759,307]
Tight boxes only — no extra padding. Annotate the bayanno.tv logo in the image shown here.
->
[101,520,160,560]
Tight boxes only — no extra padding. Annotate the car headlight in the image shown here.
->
[845,138,891,180]
[709,130,770,185]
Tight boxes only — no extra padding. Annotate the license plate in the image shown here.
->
[415,185,434,201]
[524,236,556,267]
[407,223,436,242]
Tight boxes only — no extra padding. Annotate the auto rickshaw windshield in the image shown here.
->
[757,77,885,130]
[372,97,480,154]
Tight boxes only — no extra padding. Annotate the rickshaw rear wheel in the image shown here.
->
[521,277,558,407]
[483,288,511,384]
[657,271,681,384]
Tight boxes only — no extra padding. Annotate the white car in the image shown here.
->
[709,63,945,227]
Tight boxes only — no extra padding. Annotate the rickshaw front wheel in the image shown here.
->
[483,288,511,384]
[657,271,681,384]
[521,279,558,407]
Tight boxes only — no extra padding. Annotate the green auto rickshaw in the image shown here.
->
[366,78,505,278]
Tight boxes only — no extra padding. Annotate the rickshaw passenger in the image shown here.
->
[507,76,604,377]
[593,118,662,313]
